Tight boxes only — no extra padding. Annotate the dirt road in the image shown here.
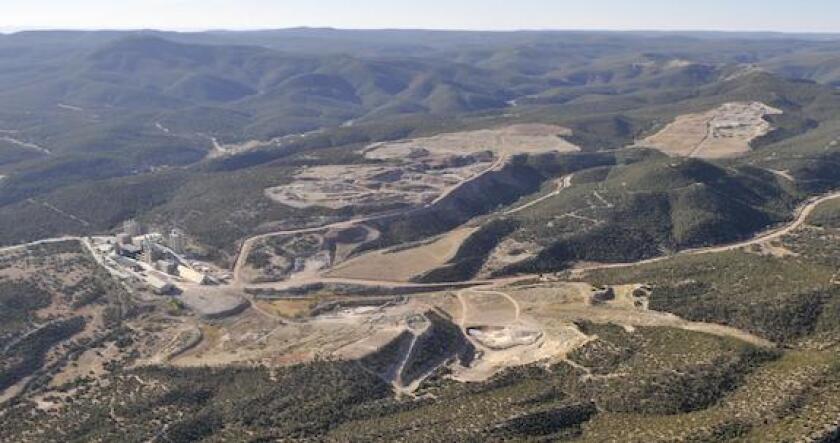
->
[3,176,840,349]
[0,236,82,253]
[231,216,381,283]
[232,153,509,283]
[428,153,508,207]
[572,190,840,274]
[235,189,840,293]
[467,288,522,321]
[0,135,51,154]
[504,173,573,215]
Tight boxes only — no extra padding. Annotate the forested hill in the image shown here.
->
[1,29,840,259]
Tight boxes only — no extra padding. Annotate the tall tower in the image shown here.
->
[168,229,185,255]
[124,219,142,237]
[141,236,157,264]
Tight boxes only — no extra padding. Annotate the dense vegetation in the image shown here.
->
[0,316,85,392]
[514,158,797,270]
[2,29,840,262]
[586,228,840,345]
[6,322,830,442]
[0,280,51,335]
[3,29,840,442]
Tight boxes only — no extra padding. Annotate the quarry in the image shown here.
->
[637,101,783,158]
[118,273,771,392]
[265,124,578,210]
[6,106,840,441]
[9,24,840,442]
[1,115,814,403]
[43,119,788,391]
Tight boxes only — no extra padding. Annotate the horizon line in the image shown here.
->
[2,25,840,36]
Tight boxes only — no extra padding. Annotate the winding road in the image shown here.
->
[3,175,840,356]
[231,153,509,283]
[5,188,840,297]
[504,173,573,215]
[232,178,840,292]
[571,190,840,274]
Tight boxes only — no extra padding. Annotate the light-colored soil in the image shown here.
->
[510,283,772,348]
[171,295,437,368]
[0,378,31,404]
[0,135,51,154]
[254,299,314,319]
[207,128,323,159]
[11,125,840,400]
[467,325,541,349]
[326,226,477,282]
[51,342,120,386]
[479,238,538,278]
[155,122,170,133]
[452,324,586,383]
[460,289,519,326]
[57,103,83,112]
[450,285,589,382]
[266,159,492,210]
[177,286,249,319]
[0,234,776,395]
[265,124,577,211]
[365,124,579,160]
[638,102,782,158]
[746,240,799,258]
[768,169,796,182]
[239,225,379,284]
[334,327,411,361]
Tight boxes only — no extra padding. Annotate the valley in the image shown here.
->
[3,28,840,441]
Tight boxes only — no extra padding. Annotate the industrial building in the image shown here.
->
[156,259,178,275]
[178,265,209,285]
[141,237,162,264]
[146,275,175,295]
[123,219,142,237]
[117,243,142,258]
[103,223,212,290]
[135,233,163,246]
[116,233,132,245]
[168,229,186,254]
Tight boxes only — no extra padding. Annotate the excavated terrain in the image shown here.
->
[637,101,783,158]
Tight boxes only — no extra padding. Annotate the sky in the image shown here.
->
[2,0,840,34]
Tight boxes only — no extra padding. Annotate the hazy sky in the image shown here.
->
[2,0,840,33]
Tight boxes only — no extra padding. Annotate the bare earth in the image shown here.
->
[13,123,840,402]
[365,123,579,159]
[638,102,782,158]
[326,226,477,282]
[265,124,579,210]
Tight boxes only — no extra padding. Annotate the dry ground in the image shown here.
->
[148,277,771,391]
[638,101,782,158]
[265,124,579,210]
[326,226,477,282]
[0,243,125,402]
[266,163,489,209]
[239,225,378,284]
[365,123,579,160]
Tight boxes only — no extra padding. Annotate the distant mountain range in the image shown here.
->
[2,29,840,256]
